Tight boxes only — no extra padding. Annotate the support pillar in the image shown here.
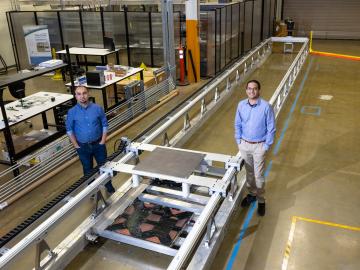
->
[186,0,200,83]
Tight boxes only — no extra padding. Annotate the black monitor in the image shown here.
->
[103,36,115,51]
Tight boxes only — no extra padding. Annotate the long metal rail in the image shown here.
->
[0,76,174,209]
[0,37,309,269]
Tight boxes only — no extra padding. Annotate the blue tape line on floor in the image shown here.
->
[264,160,273,178]
[225,58,314,270]
[225,158,272,270]
[226,201,257,270]
[273,58,314,155]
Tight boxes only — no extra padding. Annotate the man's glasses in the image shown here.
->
[246,87,259,91]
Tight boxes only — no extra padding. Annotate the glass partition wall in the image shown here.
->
[7,10,182,70]
[199,0,274,77]
[7,1,275,77]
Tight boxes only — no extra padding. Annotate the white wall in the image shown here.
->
[0,0,15,66]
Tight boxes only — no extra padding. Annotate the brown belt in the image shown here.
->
[242,139,265,144]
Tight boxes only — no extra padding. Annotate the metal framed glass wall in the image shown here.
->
[60,12,83,48]
[200,11,216,77]
[7,10,181,70]
[252,0,262,47]
[262,0,270,39]
[6,12,36,69]
[244,1,254,52]
[200,0,274,77]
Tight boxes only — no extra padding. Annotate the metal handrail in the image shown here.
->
[0,37,311,269]
[0,76,174,208]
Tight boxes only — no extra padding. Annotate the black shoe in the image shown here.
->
[241,194,256,207]
[105,182,115,194]
[258,202,265,216]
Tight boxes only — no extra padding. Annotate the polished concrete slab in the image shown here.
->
[288,217,360,270]
[1,40,360,270]
[207,40,360,270]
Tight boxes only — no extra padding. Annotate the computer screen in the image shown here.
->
[104,36,115,51]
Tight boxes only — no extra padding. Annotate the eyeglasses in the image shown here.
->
[246,87,259,91]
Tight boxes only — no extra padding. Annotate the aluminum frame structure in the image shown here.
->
[0,69,174,211]
[0,36,309,270]
[93,143,241,258]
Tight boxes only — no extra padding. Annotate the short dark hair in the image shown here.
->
[246,79,261,90]
[75,86,88,92]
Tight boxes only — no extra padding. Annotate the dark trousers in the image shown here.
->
[76,142,115,193]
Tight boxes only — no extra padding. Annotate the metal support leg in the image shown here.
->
[35,239,56,270]
[116,51,120,65]
[204,216,217,248]
[41,112,48,129]
[163,132,170,146]
[229,173,237,202]
[113,83,119,104]
[201,98,207,117]
[101,88,108,111]
[226,78,231,91]
[94,190,109,217]
[183,113,191,131]
[132,174,141,188]
[214,87,220,102]
[182,183,190,198]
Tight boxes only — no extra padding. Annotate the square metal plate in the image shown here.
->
[134,148,205,179]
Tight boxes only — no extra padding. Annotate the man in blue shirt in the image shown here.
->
[234,80,275,216]
[66,86,115,194]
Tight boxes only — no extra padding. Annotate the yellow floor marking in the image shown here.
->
[281,216,297,270]
[309,31,360,61]
[295,216,360,231]
[281,216,360,270]
[338,170,360,177]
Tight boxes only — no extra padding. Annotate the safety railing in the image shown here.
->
[0,37,311,269]
[269,37,309,117]
[141,39,272,146]
[0,72,175,210]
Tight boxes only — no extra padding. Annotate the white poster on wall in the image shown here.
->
[23,25,52,66]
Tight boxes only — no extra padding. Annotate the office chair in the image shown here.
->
[8,81,26,99]
[6,81,32,131]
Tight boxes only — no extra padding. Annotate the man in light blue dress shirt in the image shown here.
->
[234,80,276,216]
[66,86,115,194]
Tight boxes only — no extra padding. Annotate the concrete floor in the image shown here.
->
[208,40,360,270]
[1,39,359,269]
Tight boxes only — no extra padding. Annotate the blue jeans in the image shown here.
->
[76,142,115,193]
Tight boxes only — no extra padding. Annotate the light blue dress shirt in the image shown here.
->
[234,98,276,150]
[66,102,108,143]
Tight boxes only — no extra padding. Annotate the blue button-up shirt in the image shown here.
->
[66,102,108,143]
[234,98,276,150]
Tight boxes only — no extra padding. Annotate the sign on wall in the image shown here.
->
[23,25,52,66]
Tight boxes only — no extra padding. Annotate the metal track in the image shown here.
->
[0,78,173,209]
